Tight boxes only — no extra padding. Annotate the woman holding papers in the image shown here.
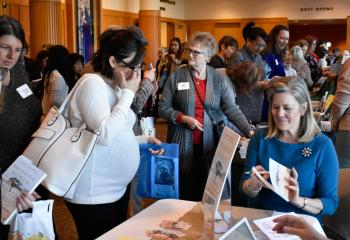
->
[241,79,339,221]
[0,16,42,239]
[159,32,253,201]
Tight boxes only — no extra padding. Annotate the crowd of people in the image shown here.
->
[0,15,348,240]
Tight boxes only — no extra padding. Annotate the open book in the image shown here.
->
[252,158,290,202]
[1,155,46,225]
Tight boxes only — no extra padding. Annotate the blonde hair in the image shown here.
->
[266,79,320,142]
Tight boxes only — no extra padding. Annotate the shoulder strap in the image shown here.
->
[187,66,217,124]
[57,74,89,114]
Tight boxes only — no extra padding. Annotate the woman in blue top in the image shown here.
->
[240,79,339,222]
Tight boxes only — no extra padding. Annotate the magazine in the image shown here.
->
[1,155,46,225]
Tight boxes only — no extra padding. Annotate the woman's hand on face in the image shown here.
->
[182,115,204,131]
[16,191,41,212]
[287,167,301,205]
[120,70,141,93]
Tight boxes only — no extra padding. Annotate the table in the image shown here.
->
[97,199,197,240]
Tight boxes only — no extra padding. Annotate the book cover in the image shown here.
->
[1,155,47,225]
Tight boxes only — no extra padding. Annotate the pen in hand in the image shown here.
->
[244,170,269,175]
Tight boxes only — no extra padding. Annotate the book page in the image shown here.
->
[269,158,290,202]
[1,155,46,225]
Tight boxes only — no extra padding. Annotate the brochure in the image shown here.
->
[1,155,46,225]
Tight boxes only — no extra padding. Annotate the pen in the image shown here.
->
[244,170,269,175]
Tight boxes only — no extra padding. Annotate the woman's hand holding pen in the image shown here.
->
[248,165,270,192]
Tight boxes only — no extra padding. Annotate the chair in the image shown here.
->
[323,168,350,240]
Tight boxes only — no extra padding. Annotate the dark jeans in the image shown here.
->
[65,186,130,240]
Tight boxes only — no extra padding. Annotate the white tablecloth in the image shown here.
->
[97,199,197,240]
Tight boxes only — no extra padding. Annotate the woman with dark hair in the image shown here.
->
[230,22,269,124]
[42,44,70,115]
[262,24,289,78]
[305,35,322,83]
[157,37,182,91]
[67,53,84,91]
[0,16,42,239]
[63,26,161,239]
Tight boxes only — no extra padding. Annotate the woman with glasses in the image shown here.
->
[0,16,42,239]
[159,32,253,201]
[230,22,269,124]
[63,26,161,239]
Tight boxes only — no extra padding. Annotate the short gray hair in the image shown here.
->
[266,78,320,143]
[188,32,217,59]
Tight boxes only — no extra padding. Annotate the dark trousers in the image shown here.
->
[65,186,130,240]
[180,144,208,201]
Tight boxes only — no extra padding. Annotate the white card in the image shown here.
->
[16,84,33,99]
[177,82,190,90]
[275,59,279,66]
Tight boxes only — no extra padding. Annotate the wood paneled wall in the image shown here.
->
[101,9,138,31]
[290,23,347,51]
[186,18,288,48]
[29,0,67,58]
[1,0,30,49]
[139,10,160,67]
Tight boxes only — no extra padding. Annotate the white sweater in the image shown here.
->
[65,73,146,204]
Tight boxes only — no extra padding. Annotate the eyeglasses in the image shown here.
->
[255,43,267,49]
[184,48,206,57]
[119,60,145,72]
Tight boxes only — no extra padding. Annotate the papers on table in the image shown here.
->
[252,158,291,202]
[253,212,326,240]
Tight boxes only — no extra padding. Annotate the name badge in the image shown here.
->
[178,82,190,90]
[16,84,33,99]
[275,59,279,66]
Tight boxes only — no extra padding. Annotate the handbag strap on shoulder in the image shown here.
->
[187,66,217,124]
[57,75,88,114]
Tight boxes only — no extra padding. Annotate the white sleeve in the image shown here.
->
[76,76,135,146]
[50,71,68,107]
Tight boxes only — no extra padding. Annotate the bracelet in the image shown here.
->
[300,197,307,209]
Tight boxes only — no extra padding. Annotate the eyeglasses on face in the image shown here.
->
[184,48,206,57]
[255,43,267,49]
[119,59,145,72]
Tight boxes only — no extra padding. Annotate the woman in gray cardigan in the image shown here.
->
[159,32,253,200]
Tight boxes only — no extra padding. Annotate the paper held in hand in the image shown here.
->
[252,158,290,202]
[1,155,47,225]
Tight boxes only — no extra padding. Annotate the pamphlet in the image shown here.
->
[253,158,290,202]
[1,155,46,225]
[253,212,326,240]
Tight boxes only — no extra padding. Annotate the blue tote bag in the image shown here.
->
[137,143,179,199]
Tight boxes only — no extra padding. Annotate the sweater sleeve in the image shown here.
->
[131,78,153,114]
[76,76,135,146]
[219,74,251,137]
[50,71,68,108]
[158,71,182,124]
[331,60,350,129]
[316,137,339,215]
